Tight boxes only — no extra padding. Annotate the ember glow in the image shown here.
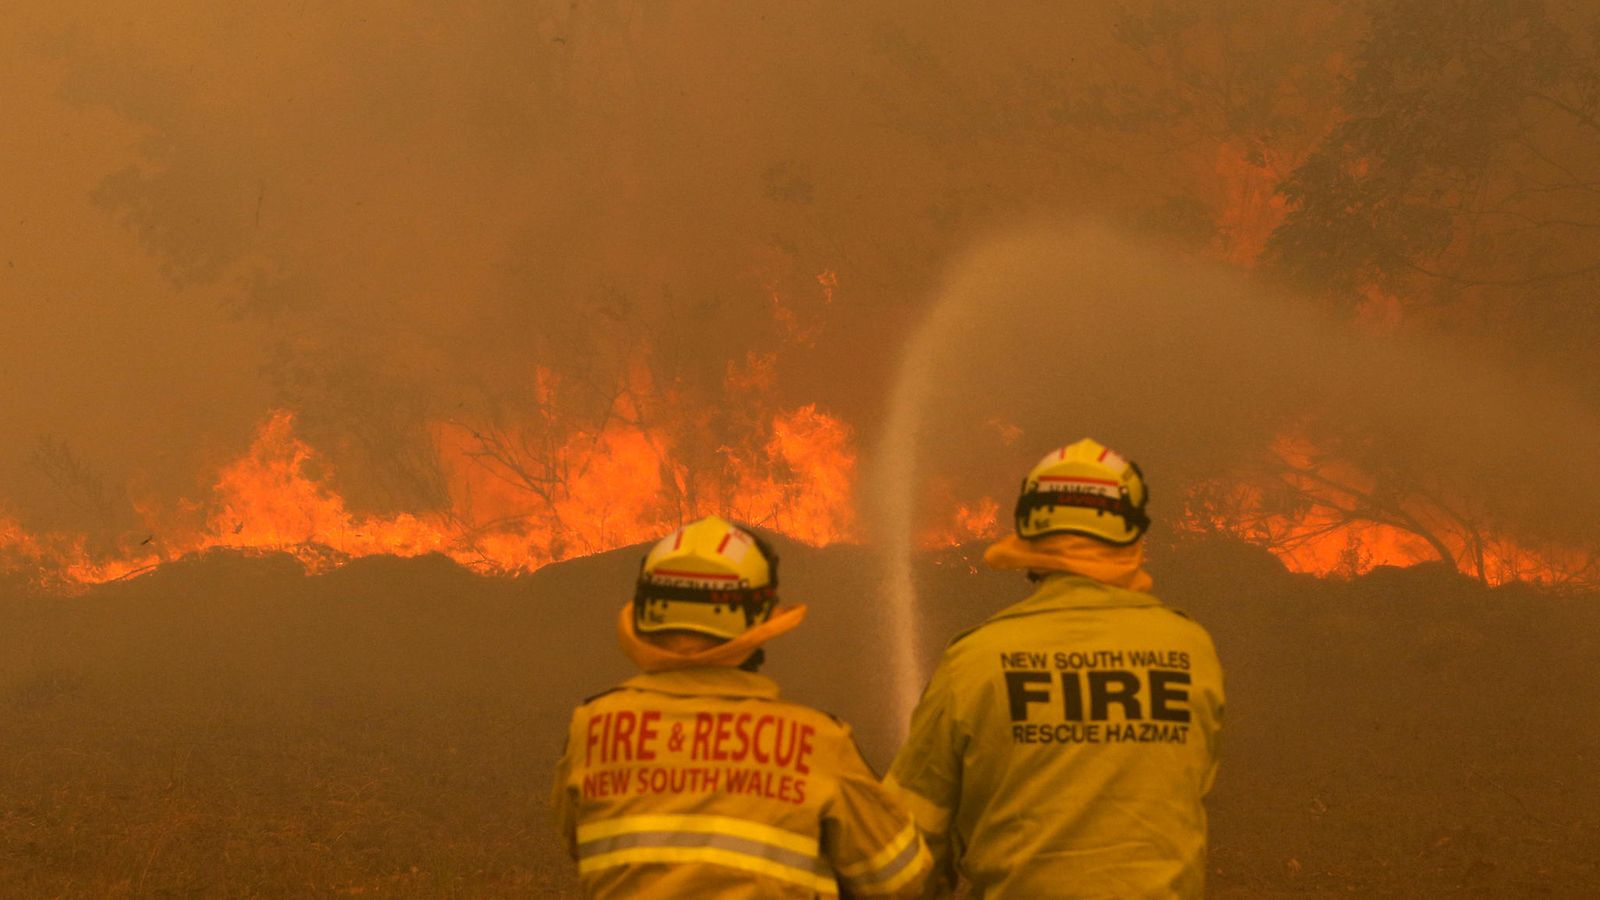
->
[1180,431,1593,586]
[4,401,1585,589]
[1,397,857,587]
[919,498,1002,549]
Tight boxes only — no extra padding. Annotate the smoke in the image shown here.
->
[1,1,1377,539]
[870,222,1600,625]
[6,0,1593,569]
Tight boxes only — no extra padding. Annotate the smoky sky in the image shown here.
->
[3,1,1589,548]
[871,223,1600,555]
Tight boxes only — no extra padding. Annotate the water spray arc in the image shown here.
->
[871,222,1600,721]
[872,283,973,734]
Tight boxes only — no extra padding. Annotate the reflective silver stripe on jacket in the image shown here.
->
[577,814,837,893]
[834,821,930,894]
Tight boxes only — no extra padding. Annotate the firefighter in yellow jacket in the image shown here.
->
[887,440,1224,898]
[553,515,932,898]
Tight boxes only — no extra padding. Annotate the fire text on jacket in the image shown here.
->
[999,649,1193,745]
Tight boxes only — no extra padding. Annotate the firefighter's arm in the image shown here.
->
[821,726,933,898]
[884,663,963,893]
[550,716,580,859]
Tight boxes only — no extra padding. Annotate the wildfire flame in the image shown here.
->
[2,239,1588,590]
[920,498,1002,549]
[1180,431,1593,586]
[0,265,867,587]
[6,408,1588,589]
[906,415,1589,589]
[0,399,856,588]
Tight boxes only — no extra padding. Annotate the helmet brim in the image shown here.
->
[617,602,807,672]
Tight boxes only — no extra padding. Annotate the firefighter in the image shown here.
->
[553,515,932,898]
[887,439,1224,898]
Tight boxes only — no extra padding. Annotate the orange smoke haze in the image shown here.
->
[869,223,1600,594]
[4,2,1597,589]
[0,2,1362,530]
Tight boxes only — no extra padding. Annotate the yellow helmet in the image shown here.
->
[632,515,779,640]
[1014,438,1150,544]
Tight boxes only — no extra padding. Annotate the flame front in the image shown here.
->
[0,403,857,586]
[0,262,865,586]
[8,405,1590,588]
[2,400,857,586]
[1180,431,1593,587]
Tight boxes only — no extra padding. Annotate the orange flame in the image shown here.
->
[919,497,1002,549]
[1213,141,1291,266]
[3,393,858,586]
[0,263,866,587]
[1180,431,1593,586]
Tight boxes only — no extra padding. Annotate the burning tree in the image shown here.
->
[1237,0,1600,585]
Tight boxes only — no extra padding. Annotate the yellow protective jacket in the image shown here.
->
[553,666,932,898]
[886,574,1224,898]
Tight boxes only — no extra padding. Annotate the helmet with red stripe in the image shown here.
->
[633,516,780,640]
[1014,439,1150,544]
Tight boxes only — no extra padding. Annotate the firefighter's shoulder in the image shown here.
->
[943,617,998,652]
[578,686,623,706]
[744,697,868,757]
[750,698,889,779]
[1134,602,1222,645]
[752,695,854,733]
[572,685,627,707]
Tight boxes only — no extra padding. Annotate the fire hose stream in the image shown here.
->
[872,271,973,734]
